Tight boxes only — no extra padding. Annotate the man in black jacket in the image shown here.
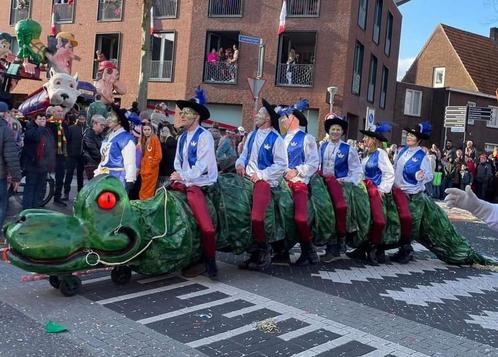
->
[63,112,87,199]
[82,114,106,180]
[46,105,68,206]
[0,102,21,235]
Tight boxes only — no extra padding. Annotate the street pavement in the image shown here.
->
[0,190,497,357]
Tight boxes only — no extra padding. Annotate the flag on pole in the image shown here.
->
[278,0,287,35]
[50,7,57,36]
[150,6,155,35]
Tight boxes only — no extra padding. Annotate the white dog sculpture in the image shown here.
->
[43,68,81,115]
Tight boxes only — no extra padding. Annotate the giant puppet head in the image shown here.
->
[94,58,127,105]
[46,32,78,74]
[0,33,15,63]
[43,68,81,115]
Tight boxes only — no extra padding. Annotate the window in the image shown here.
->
[488,106,498,128]
[10,0,31,26]
[97,0,123,21]
[276,32,316,87]
[404,89,422,116]
[372,0,383,45]
[154,0,178,18]
[208,0,243,17]
[432,67,445,88]
[204,31,240,84]
[384,11,393,56]
[93,33,121,78]
[379,66,389,109]
[367,55,378,103]
[352,41,364,95]
[357,0,368,30]
[53,0,75,23]
[150,33,175,81]
[485,143,498,152]
[467,101,476,125]
[287,0,320,17]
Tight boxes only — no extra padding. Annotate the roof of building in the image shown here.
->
[441,24,498,95]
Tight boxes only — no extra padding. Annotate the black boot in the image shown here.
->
[205,258,218,279]
[338,236,347,254]
[345,246,367,260]
[375,247,386,264]
[238,250,259,270]
[272,251,291,265]
[320,241,341,263]
[390,244,414,264]
[247,244,272,271]
[366,244,379,265]
[294,242,319,266]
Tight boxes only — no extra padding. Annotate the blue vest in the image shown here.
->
[245,130,279,170]
[178,127,204,168]
[364,150,382,187]
[320,142,350,178]
[103,131,134,169]
[287,130,306,169]
[396,146,426,185]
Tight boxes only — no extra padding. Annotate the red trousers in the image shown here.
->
[391,186,413,244]
[287,181,312,243]
[171,182,216,258]
[364,180,385,245]
[323,176,347,237]
[251,180,272,244]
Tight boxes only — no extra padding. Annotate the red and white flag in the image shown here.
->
[50,8,57,36]
[278,0,287,35]
[150,6,155,35]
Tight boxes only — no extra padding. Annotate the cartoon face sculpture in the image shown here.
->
[48,32,78,74]
[43,68,81,115]
[0,33,15,63]
[94,60,127,105]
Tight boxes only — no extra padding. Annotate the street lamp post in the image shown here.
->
[327,86,338,113]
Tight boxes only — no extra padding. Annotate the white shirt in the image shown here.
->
[236,127,288,187]
[320,139,363,185]
[96,127,137,183]
[394,146,434,194]
[174,127,218,187]
[283,129,319,184]
[361,148,394,193]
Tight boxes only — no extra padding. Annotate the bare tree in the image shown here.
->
[137,0,154,110]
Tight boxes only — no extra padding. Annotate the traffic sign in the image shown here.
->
[450,127,465,133]
[365,107,375,130]
[467,106,492,121]
[238,34,262,46]
[444,106,467,128]
[247,78,266,99]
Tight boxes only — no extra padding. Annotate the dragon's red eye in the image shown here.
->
[97,192,117,210]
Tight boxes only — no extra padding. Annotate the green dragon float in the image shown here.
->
[4,174,491,296]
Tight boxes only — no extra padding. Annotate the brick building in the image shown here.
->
[2,0,402,138]
[393,24,498,152]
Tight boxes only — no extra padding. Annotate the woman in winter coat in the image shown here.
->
[21,114,55,209]
[139,122,162,200]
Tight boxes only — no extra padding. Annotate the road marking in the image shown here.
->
[465,310,498,331]
[380,273,498,306]
[176,288,217,300]
[96,280,197,305]
[187,314,293,348]
[279,324,320,341]
[222,304,266,318]
[311,258,449,284]
[137,296,239,325]
[137,274,177,284]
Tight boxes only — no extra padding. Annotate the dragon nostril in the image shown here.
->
[17,215,27,223]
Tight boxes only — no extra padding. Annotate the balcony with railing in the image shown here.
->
[54,2,74,23]
[208,0,243,17]
[204,62,238,84]
[287,0,320,17]
[97,0,123,21]
[276,63,314,87]
[150,60,173,81]
[9,2,30,25]
[154,0,177,18]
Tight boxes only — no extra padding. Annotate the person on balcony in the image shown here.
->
[227,44,239,82]
[286,49,296,85]
[207,48,219,81]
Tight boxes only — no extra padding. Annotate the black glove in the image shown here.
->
[125,181,134,194]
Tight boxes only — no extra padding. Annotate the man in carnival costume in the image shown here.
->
[46,105,68,206]
[94,107,136,191]
[279,99,320,265]
[236,99,288,271]
[170,87,219,279]
[319,114,362,262]
[391,122,433,263]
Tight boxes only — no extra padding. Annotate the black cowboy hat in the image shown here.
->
[261,98,280,132]
[404,121,432,140]
[324,113,348,134]
[176,87,210,121]
[291,98,309,128]
[110,105,130,132]
[360,122,392,143]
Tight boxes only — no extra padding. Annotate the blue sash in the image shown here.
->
[245,130,279,170]
[365,150,382,187]
[287,131,306,169]
[178,127,204,168]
